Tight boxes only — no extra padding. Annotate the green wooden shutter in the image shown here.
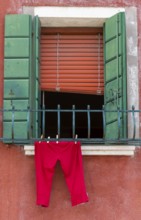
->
[104,12,127,140]
[32,16,41,138]
[3,14,39,142]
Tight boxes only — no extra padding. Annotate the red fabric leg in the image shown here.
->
[34,142,57,207]
[59,142,89,206]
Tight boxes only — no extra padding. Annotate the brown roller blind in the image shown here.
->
[40,28,104,95]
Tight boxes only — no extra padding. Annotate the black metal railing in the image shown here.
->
[1,105,141,145]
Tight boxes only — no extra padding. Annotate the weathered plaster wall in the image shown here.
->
[1,143,141,220]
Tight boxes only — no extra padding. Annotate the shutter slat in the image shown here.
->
[41,66,104,70]
[41,74,104,78]
[41,34,103,40]
[41,79,104,83]
[40,70,104,74]
[41,86,104,95]
[41,56,103,61]
[41,48,103,53]
[41,53,103,57]
[41,85,104,90]
[41,39,102,44]
[41,61,104,66]
[41,43,103,48]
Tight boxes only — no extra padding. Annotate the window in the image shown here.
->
[40,27,104,138]
[3,9,139,143]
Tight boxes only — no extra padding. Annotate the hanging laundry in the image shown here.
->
[34,141,89,207]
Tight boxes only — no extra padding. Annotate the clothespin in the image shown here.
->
[47,136,50,143]
[75,134,78,144]
[56,134,59,144]
[39,134,44,143]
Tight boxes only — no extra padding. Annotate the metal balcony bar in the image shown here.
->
[1,105,141,145]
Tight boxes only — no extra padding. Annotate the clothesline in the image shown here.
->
[39,134,78,144]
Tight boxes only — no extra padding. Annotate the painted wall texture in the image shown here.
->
[1,144,141,220]
[0,1,141,220]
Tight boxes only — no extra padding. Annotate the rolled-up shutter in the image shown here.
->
[40,28,104,95]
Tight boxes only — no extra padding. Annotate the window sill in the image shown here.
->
[24,145,136,156]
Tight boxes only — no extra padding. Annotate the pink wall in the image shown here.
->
[1,143,141,220]
[0,1,141,219]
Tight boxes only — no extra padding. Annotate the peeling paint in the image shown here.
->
[127,37,137,56]
[128,66,138,98]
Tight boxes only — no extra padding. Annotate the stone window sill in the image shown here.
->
[24,145,136,156]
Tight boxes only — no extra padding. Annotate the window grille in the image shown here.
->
[1,105,141,145]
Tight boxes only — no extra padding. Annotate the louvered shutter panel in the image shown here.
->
[104,12,127,139]
[3,14,34,141]
[40,28,104,95]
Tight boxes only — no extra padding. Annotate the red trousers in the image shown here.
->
[34,141,89,207]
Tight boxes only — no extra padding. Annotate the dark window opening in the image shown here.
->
[41,91,104,139]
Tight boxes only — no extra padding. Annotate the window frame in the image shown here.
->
[25,6,139,140]
[2,6,139,148]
